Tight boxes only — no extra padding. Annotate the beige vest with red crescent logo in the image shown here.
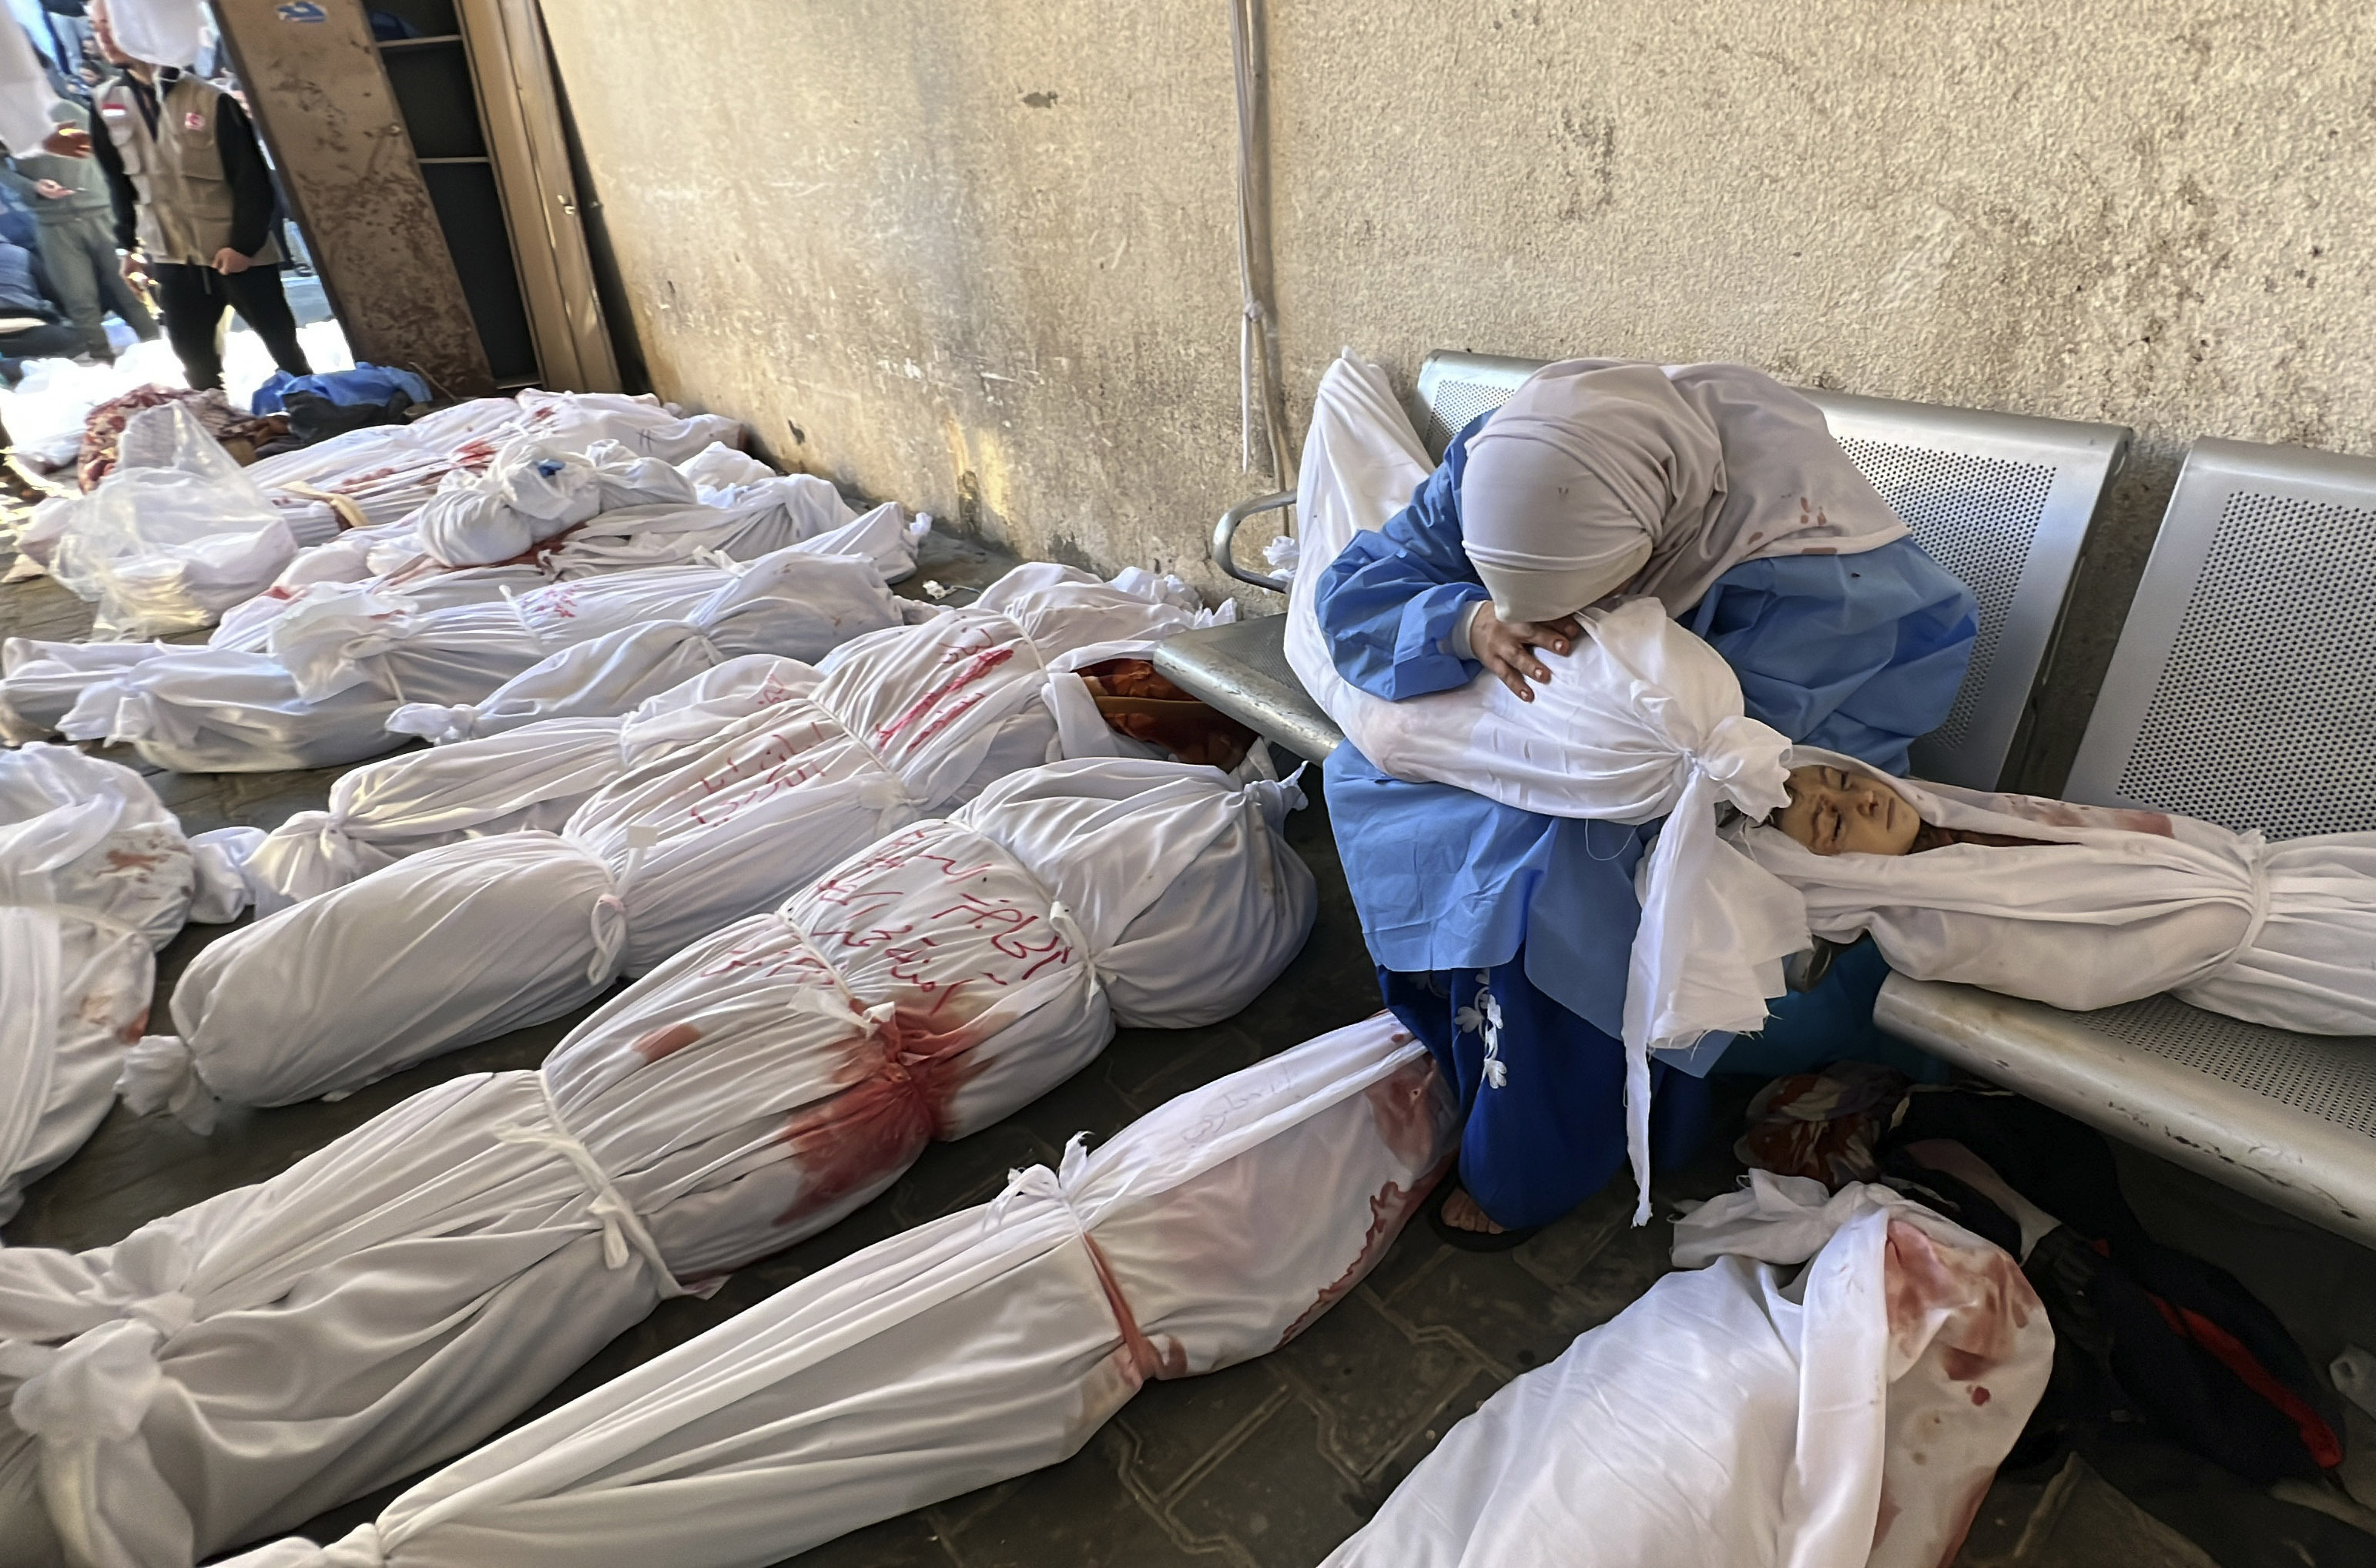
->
[94,72,283,266]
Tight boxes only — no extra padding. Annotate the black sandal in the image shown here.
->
[1424,1180,1543,1253]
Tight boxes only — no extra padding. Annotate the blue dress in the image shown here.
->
[1317,414,1978,1228]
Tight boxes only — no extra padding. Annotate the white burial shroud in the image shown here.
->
[239,656,816,914]
[0,745,245,1224]
[239,388,742,535]
[211,1013,1456,1568]
[39,535,904,773]
[1322,1170,2052,1568]
[1283,350,1811,1220]
[124,568,1228,1121]
[1732,748,2376,1036]
[0,759,1316,1568]
[377,501,921,746]
[2,392,760,679]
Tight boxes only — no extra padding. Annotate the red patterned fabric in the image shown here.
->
[77,387,284,491]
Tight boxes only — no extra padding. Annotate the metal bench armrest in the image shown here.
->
[1211,490,1296,591]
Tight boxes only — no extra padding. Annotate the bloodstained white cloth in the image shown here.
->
[1732,748,2376,1034]
[0,765,1318,1568]
[1285,350,1809,1219]
[119,570,1223,1121]
[240,657,816,913]
[213,1013,1456,1568]
[1322,1171,2051,1568]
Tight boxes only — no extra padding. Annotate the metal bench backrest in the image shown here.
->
[1885,435,2376,1250]
[2066,437,2376,839]
[1411,352,2132,791]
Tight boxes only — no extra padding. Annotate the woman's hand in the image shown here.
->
[1469,603,1583,702]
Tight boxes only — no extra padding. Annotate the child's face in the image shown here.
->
[1774,764,1920,856]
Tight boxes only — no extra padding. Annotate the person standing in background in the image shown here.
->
[83,0,310,392]
[2,97,160,360]
[0,218,82,379]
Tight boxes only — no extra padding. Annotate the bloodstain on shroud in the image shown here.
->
[1872,1216,2046,1568]
[1278,1046,1462,1348]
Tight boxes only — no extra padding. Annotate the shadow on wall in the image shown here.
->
[549,54,648,397]
[2019,438,2178,798]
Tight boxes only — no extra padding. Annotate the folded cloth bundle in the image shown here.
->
[0,760,1317,1568]
[125,568,1238,1121]
[206,1012,1453,1568]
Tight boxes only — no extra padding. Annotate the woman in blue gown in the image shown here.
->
[1315,364,1978,1240]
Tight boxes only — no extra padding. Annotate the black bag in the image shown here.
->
[1882,1089,2342,1486]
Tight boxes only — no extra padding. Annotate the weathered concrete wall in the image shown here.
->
[541,0,2375,786]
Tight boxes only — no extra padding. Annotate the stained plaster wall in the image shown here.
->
[541,0,2374,788]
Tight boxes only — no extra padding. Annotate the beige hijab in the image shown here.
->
[1459,360,1908,623]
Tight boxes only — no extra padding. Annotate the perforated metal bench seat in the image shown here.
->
[1877,983,2376,1248]
[1875,435,2376,1248]
[1152,615,1342,766]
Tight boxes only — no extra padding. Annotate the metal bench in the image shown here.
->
[1160,350,2131,787]
[1877,437,2376,1248]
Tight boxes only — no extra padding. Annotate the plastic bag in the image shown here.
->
[46,405,301,638]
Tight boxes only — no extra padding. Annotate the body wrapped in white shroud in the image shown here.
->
[212,1012,1456,1568]
[0,760,1314,1568]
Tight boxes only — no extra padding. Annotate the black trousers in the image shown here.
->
[150,260,311,393]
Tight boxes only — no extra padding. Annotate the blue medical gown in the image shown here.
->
[1317,415,1977,1226]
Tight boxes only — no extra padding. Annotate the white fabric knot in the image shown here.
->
[2205,829,2275,983]
[987,1134,1095,1230]
[3,1295,188,1443]
[586,893,630,985]
[495,1075,684,1298]
[384,702,476,744]
[1687,713,1793,818]
[186,826,267,923]
[1046,900,1102,1000]
[118,1035,219,1135]
[989,1162,1064,1225]
[856,772,926,833]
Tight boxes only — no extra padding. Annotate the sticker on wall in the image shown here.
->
[275,2,328,20]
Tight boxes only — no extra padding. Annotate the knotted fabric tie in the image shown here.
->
[986,1139,1170,1382]
[494,1075,685,1298]
[2201,829,2276,984]
[2,1290,197,1444]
